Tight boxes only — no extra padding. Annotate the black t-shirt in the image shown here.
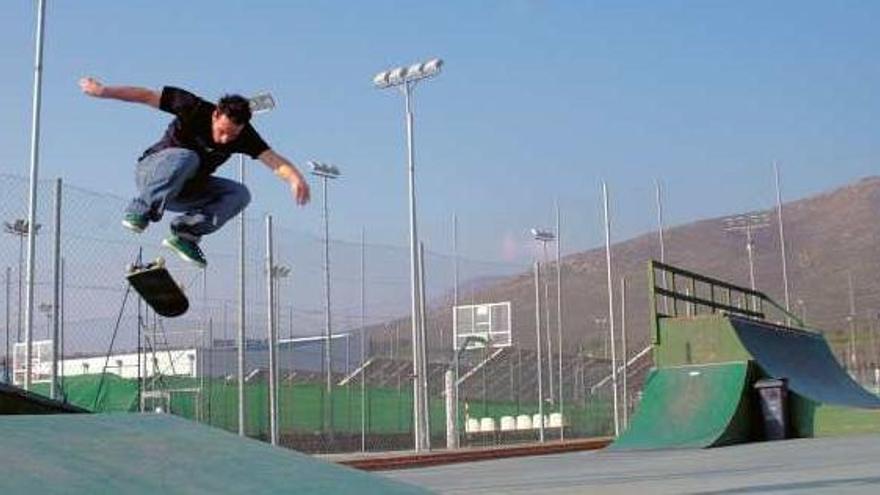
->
[140,87,270,180]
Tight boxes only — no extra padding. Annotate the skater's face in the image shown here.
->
[211,110,245,145]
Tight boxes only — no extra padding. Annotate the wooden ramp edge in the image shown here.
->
[334,437,613,471]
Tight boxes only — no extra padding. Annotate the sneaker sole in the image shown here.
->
[161,238,207,269]
[121,219,146,234]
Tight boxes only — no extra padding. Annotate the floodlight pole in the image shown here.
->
[51,178,61,399]
[418,241,430,450]
[310,161,341,436]
[540,240,554,407]
[453,212,459,309]
[533,261,545,442]
[374,59,443,452]
[531,228,556,409]
[266,215,278,446]
[655,180,670,315]
[23,0,47,391]
[602,181,620,437]
[237,153,247,436]
[360,228,367,452]
[555,202,564,439]
[723,213,770,310]
[237,92,275,437]
[4,267,9,384]
[620,276,629,428]
[774,162,792,322]
[321,173,333,432]
[403,80,428,451]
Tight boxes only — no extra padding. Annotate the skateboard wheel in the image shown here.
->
[155,257,165,268]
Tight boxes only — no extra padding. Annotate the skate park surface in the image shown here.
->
[385,434,880,494]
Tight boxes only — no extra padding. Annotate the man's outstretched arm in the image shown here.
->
[258,149,311,206]
[79,77,160,108]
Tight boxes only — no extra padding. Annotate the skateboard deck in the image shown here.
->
[126,257,189,317]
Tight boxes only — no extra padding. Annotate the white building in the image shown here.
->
[13,340,197,385]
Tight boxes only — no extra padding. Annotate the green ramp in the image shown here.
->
[0,413,428,494]
[729,315,880,409]
[612,361,756,450]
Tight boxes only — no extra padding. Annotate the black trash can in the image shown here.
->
[754,378,788,441]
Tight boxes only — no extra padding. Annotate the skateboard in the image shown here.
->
[126,257,189,317]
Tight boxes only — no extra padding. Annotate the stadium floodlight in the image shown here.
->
[309,161,341,179]
[249,92,276,114]
[531,228,555,242]
[373,57,444,453]
[373,58,443,89]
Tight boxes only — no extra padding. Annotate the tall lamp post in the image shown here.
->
[23,0,48,391]
[373,57,443,452]
[531,228,556,407]
[237,92,275,437]
[723,212,770,310]
[310,160,341,434]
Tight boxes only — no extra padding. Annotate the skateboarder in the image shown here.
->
[79,77,311,268]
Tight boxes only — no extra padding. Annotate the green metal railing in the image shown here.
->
[648,260,805,344]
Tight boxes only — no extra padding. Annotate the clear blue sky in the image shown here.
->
[1,1,878,264]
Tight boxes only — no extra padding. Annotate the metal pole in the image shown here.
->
[453,212,459,309]
[200,267,208,423]
[403,82,425,452]
[17,235,23,345]
[4,267,9,384]
[60,257,64,389]
[847,271,857,372]
[237,154,246,436]
[555,201,564,439]
[746,224,758,311]
[656,180,670,315]
[266,215,278,446]
[360,228,367,452]
[774,162,792,319]
[452,212,460,439]
[541,241,554,406]
[746,224,757,291]
[445,369,457,448]
[24,0,47,391]
[51,178,61,399]
[418,242,430,450]
[533,261,545,443]
[620,276,629,428]
[655,180,666,263]
[320,175,334,435]
[602,181,620,437]
[137,291,143,412]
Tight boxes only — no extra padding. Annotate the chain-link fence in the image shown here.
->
[5,172,880,453]
[1,173,646,454]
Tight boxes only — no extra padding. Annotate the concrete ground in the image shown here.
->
[382,435,880,494]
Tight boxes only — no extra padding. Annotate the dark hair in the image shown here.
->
[217,94,252,125]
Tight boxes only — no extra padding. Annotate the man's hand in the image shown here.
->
[77,78,160,107]
[290,174,311,206]
[79,77,105,97]
[258,150,311,206]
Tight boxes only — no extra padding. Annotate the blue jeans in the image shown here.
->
[126,148,250,242]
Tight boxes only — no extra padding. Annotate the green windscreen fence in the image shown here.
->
[33,373,615,442]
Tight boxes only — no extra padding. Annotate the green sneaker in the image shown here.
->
[121,213,148,233]
[162,234,207,268]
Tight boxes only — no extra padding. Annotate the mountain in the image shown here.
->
[370,177,880,369]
